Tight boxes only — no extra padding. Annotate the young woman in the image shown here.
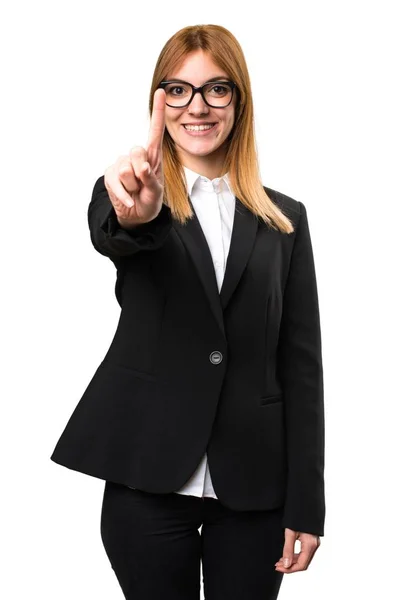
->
[51,24,325,600]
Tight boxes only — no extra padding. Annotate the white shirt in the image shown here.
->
[128,164,236,498]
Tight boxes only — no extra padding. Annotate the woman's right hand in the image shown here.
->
[104,88,167,229]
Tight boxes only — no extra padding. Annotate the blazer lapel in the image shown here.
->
[220,198,258,310]
[172,195,258,339]
[173,198,224,337]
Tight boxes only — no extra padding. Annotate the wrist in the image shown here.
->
[117,207,163,231]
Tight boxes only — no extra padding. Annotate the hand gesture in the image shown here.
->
[103,88,167,228]
[274,528,321,573]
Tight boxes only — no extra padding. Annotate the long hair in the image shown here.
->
[148,24,294,233]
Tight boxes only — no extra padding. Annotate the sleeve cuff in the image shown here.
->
[99,200,172,245]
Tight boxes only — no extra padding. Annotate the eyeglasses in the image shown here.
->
[158,80,237,108]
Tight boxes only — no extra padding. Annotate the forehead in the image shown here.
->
[167,50,228,85]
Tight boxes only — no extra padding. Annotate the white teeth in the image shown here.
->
[184,124,215,131]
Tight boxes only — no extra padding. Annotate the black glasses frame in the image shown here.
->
[158,80,237,108]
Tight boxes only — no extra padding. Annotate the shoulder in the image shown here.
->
[262,184,304,228]
[93,174,106,194]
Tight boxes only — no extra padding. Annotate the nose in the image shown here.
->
[187,91,210,115]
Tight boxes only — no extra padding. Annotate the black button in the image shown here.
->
[209,351,223,365]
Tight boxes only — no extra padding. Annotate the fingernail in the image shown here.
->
[126,199,134,207]
[283,558,290,567]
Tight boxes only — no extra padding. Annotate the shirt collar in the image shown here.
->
[182,165,233,196]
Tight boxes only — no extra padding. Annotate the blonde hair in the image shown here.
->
[148,24,294,234]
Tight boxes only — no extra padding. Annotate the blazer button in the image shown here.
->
[209,351,223,365]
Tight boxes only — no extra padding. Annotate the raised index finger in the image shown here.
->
[147,88,166,152]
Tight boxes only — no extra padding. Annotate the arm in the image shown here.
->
[277,200,326,537]
[88,175,172,261]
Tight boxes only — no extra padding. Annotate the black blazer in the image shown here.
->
[50,174,325,536]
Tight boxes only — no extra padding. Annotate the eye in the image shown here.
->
[208,84,229,96]
[167,84,189,96]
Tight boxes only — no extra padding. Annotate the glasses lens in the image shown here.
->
[163,83,192,107]
[203,82,232,107]
[163,82,232,107]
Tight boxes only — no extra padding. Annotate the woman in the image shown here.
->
[51,24,325,600]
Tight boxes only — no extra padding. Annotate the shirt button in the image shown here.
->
[209,351,223,365]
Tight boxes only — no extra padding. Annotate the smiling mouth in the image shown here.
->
[182,123,217,131]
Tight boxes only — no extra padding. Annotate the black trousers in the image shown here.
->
[100,481,285,599]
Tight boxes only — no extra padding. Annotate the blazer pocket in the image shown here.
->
[102,359,157,382]
[259,393,283,407]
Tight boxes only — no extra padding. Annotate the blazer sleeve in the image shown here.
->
[277,200,326,537]
[88,175,173,262]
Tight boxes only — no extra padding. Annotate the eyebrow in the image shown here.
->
[168,76,229,84]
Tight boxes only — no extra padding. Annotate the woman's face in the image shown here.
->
[164,49,237,174]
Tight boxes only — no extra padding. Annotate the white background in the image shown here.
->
[1,1,397,598]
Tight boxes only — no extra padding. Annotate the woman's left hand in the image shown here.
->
[274,528,321,573]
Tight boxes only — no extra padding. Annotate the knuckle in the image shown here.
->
[119,162,131,175]
[130,145,144,156]
[113,194,125,208]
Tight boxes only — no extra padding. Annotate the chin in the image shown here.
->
[182,145,221,158]
[179,136,225,152]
